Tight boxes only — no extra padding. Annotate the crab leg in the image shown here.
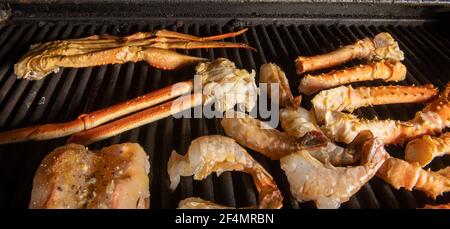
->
[405,132,450,167]
[17,47,207,80]
[299,61,407,95]
[322,83,450,145]
[68,58,258,145]
[153,28,249,41]
[295,32,404,74]
[0,81,194,144]
[377,157,450,199]
[149,41,255,50]
[68,93,204,145]
[312,84,438,123]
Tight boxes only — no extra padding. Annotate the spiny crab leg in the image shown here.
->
[377,156,450,199]
[295,32,404,74]
[15,28,255,80]
[312,84,438,124]
[323,83,450,145]
[299,61,407,95]
[405,132,450,167]
[0,81,194,144]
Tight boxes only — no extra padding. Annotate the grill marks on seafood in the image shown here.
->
[15,28,254,80]
[29,143,150,209]
[168,135,283,209]
[295,32,404,74]
[299,61,407,95]
[405,132,450,167]
[280,131,388,209]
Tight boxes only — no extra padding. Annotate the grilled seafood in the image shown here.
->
[29,143,150,209]
[0,58,256,145]
[280,131,388,209]
[299,61,407,95]
[377,157,450,199]
[405,132,450,167]
[280,106,362,165]
[259,63,294,107]
[15,28,254,80]
[167,135,283,209]
[422,203,450,209]
[221,112,327,160]
[0,81,194,144]
[323,83,450,144]
[312,84,438,123]
[68,58,257,145]
[178,197,236,209]
[295,32,404,74]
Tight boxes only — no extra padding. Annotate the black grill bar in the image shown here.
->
[0,21,449,209]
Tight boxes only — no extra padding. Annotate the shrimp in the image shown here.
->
[405,132,450,167]
[220,112,327,160]
[178,197,242,209]
[167,135,283,209]
[280,106,363,165]
[259,63,294,108]
[280,131,388,209]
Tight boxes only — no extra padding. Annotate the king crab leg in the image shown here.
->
[295,32,404,74]
[299,61,407,95]
[322,83,450,145]
[312,84,438,124]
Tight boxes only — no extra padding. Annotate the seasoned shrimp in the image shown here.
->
[167,135,283,209]
[259,63,294,108]
[422,203,450,209]
[280,106,361,165]
[221,112,327,160]
[178,197,240,209]
[280,131,388,209]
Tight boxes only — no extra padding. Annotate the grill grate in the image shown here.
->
[0,21,449,209]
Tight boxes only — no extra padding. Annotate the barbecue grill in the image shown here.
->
[0,0,449,209]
